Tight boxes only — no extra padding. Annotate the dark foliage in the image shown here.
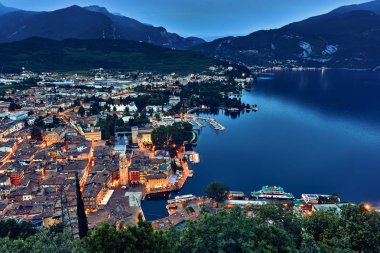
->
[75,172,88,239]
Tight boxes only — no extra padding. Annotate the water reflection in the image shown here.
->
[255,70,380,124]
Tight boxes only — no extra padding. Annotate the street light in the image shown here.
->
[362,203,372,212]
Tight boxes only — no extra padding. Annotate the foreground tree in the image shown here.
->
[0,229,85,253]
[86,215,170,253]
[0,203,380,252]
[75,172,88,238]
[204,181,229,204]
[169,207,296,253]
[0,219,35,239]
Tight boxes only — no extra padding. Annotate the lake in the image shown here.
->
[142,69,380,220]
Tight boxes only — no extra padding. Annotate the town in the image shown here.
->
[0,66,257,232]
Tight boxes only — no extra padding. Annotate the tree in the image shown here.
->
[0,202,380,252]
[73,99,81,107]
[151,122,193,149]
[75,172,88,238]
[300,233,320,253]
[52,115,60,126]
[87,215,170,253]
[34,116,45,129]
[30,127,42,141]
[8,102,21,111]
[204,181,229,204]
[169,207,296,253]
[89,102,101,116]
[151,126,169,148]
[0,219,35,239]
[78,106,85,117]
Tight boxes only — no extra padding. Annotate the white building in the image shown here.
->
[111,102,138,113]
[9,111,29,121]
[169,96,181,106]
[145,105,170,113]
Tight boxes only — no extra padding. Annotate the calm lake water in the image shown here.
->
[142,69,380,220]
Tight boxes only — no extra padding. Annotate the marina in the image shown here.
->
[185,114,226,131]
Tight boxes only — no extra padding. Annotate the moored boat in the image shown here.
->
[251,186,294,200]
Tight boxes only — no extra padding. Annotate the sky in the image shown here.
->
[0,0,370,39]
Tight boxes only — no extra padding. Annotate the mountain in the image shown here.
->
[0,3,18,15]
[0,37,221,74]
[0,5,205,49]
[331,0,380,15]
[192,1,380,69]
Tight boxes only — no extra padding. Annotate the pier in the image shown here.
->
[198,117,226,131]
[192,117,204,129]
[185,114,225,131]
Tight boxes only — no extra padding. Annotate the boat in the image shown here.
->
[167,194,196,204]
[188,170,194,177]
[227,108,240,112]
[251,186,294,200]
[227,191,245,200]
[175,194,196,201]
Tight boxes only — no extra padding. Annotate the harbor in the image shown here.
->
[151,185,345,230]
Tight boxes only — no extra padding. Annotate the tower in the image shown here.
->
[131,126,139,148]
[119,154,129,186]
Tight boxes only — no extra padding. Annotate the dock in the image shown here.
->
[192,118,204,129]
[185,114,225,131]
[198,116,225,131]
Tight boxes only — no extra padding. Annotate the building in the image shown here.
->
[0,174,11,186]
[146,173,167,189]
[129,169,141,184]
[312,204,347,214]
[43,126,69,146]
[119,155,129,186]
[83,127,102,141]
[139,128,153,146]
[83,183,104,211]
[169,96,181,106]
[9,111,29,121]
[111,102,138,113]
[131,127,139,148]
[3,162,26,186]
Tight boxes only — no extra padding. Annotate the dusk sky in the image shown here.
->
[1,0,370,39]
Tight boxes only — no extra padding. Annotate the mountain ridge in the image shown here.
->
[191,1,380,69]
[0,4,205,49]
[0,37,222,74]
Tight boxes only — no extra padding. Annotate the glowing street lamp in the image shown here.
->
[363,203,372,212]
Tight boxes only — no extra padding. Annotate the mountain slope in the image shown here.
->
[0,3,18,15]
[192,3,380,69]
[331,0,380,15]
[0,5,205,49]
[0,37,220,74]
